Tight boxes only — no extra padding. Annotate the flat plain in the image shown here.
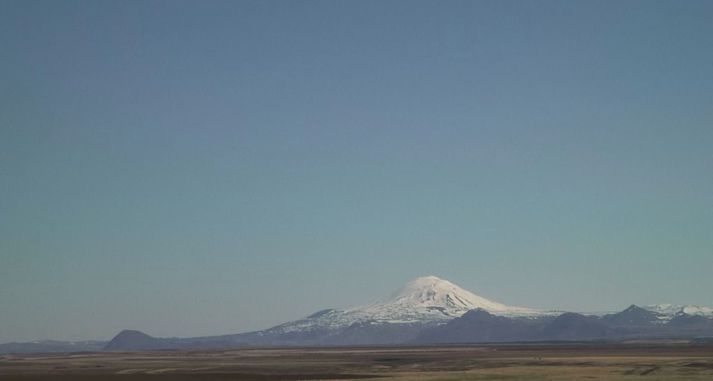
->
[1,343,713,381]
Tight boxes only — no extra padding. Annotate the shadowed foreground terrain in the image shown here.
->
[1,343,713,381]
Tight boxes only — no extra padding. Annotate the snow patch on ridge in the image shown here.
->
[644,304,713,321]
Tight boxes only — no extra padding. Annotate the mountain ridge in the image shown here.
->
[2,276,712,353]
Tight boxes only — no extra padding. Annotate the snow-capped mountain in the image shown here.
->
[267,275,544,334]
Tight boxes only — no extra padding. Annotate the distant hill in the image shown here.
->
[104,330,166,351]
[0,340,105,354]
[416,309,548,343]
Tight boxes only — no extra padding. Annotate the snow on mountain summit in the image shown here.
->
[385,275,495,309]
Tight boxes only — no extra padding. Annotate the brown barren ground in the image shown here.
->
[1,343,713,380]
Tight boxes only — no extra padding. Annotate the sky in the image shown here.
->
[1,0,712,343]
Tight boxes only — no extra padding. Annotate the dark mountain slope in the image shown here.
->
[416,309,550,343]
[602,305,661,327]
[543,313,612,340]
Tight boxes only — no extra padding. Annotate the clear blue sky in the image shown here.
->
[1,0,712,342]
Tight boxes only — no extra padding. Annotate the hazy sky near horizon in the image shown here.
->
[1,0,712,343]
